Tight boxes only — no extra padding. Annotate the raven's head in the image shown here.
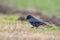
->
[26,15,33,20]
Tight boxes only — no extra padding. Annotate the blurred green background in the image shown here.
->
[1,0,60,17]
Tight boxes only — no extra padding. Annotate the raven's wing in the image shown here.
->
[28,17,40,22]
[28,17,46,24]
[28,17,46,26]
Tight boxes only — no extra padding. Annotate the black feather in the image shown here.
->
[26,15,47,28]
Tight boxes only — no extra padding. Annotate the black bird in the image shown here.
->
[26,15,50,28]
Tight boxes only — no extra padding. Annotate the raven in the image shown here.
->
[26,15,51,28]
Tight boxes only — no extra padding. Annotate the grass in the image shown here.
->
[0,15,60,40]
[0,0,60,40]
[0,15,19,24]
[2,0,60,17]
[0,21,60,40]
[0,0,60,32]
[0,14,60,32]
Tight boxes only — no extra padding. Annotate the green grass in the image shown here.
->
[0,0,60,33]
[29,27,60,33]
[0,14,60,33]
[0,15,19,24]
[2,0,60,17]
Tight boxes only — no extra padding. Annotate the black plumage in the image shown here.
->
[26,15,47,28]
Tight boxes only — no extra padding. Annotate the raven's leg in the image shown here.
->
[35,26,39,28]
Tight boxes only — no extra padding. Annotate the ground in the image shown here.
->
[0,21,60,40]
[0,0,60,40]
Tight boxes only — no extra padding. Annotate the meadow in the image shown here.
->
[0,0,60,40]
